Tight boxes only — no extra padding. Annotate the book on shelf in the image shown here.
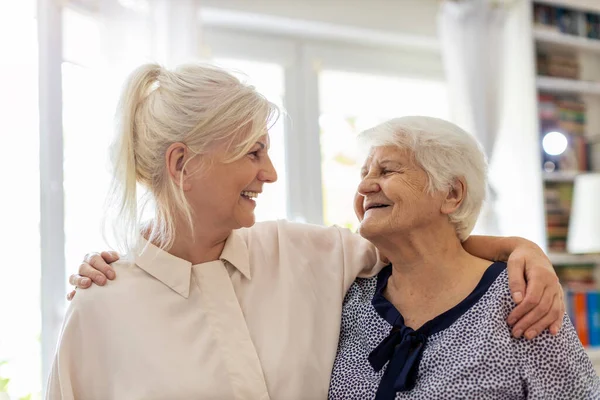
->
[544,181,573,252]
[533,3,600,40]
[539,93,585,136]
[537,52,579,79]
[559,260,599,346]
[566,288,600,347]
[539,93,590,172]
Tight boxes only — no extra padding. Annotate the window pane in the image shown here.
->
[212,58,288,221]
[319,69,449,230]
[0,1,42,398]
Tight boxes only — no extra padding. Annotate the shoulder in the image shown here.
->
[513,312,600,395]
[471,263,515,316]
[70,257,149,313]
[345,275,379,305]
[339,274,388,346]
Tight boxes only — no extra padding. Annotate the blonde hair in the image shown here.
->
[358,116,488,241]
[104,63,278,252]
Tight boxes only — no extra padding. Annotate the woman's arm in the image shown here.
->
[69,233,563,340]
[463,235,564,338]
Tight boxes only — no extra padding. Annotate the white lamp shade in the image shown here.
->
[567,173,600,254]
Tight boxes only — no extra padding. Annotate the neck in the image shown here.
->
[147,216,232,265]
[371,222,490,328]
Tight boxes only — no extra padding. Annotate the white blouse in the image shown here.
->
[46,220,384,400]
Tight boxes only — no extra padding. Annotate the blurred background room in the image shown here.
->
[1,0,600,398]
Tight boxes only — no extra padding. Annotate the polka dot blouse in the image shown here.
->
[329,262,600,399]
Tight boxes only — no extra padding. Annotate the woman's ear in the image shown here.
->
[165,143,193,191]
[441,177,466,215]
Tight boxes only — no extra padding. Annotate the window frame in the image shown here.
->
[38,10,446,394]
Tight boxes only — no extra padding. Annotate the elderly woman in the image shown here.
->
[52,63,564,400]
[328,116,599,399]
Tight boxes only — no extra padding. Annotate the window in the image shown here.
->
[212,58,288,221]
[319,69,449,230]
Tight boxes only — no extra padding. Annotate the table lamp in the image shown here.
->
[567,173,600,255]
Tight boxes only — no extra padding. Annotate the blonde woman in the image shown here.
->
[49,63,563,400]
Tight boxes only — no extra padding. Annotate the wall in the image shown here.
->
[199,0,440,39]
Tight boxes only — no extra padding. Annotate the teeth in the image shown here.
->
[241,191,258,199]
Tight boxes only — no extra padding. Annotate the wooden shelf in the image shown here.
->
[543,171,582,182]
[534,28,600,53]
[534,0,600,14]
[588,133,600,143]
[549,252,600,265]
[537,76,600,95]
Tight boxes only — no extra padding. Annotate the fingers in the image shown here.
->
[100,250,120,264]
[66,251,120,301]
[68,274,92,288]
[83,253,116,281]
[509,286,553,338]
[77,263,108,286]
[519,294,564,339]
[549,287,566,335]
[507,277,544,327]
[506,252,526,304]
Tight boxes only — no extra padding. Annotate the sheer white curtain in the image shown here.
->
[438,0,545,245]
[61,0,203,279]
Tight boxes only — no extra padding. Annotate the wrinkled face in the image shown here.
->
[354,145,447,240]
[186,134,277,231]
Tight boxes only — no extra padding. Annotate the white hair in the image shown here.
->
[104,63,279,252]
[358,116,487,241]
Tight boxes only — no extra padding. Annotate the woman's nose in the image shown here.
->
[258,155,278,183]
[357,177,380,196]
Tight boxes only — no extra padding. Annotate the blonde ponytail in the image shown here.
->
[103,62,278,253]
[105,64,162,252]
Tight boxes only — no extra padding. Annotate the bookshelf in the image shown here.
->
[536,76,600,95]
[531,0,600,369]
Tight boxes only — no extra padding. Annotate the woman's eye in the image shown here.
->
[248,151,260,159]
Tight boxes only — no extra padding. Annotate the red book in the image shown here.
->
[574,292,590,346]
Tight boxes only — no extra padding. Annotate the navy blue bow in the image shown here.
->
[368,324,427,399]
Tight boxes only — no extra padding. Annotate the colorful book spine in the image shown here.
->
[588,291,600,347]
[564,289,600,347]
[574,291,589,346]
[567,290,575,322]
